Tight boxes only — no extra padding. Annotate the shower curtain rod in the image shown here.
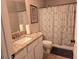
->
[41,2,77,8]
[51,2,77,6]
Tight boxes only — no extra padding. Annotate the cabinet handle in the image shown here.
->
[22,56,26,59]
[12,54,15,59]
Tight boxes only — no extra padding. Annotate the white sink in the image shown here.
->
[14,37,32,44]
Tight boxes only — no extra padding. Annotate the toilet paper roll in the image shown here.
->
[19,24,24,32]
[25,25,30,34]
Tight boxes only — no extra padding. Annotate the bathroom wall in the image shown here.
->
[44,0,77,7]
[25,0,44,34]
[39,4,76,46]
[30,0,44,33]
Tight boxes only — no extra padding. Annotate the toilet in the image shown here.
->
[43,40,52,54]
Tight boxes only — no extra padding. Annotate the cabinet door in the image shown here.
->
[22,55,28,59]
[35,42,43,59]
[22,48,28,59]
[27,49,34,59]
[27,38,38,59]
[14,48,27,59]
[14,51,22,59]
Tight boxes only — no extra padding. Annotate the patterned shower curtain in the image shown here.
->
[39,4,76,46]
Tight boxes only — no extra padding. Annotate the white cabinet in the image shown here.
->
[14,36,43,59]
[27,36,43,59]
[27,37,38,59]
[27,49,34,59]
[14,48,28,59]
[14,51,22,59]
[35,41,43,59]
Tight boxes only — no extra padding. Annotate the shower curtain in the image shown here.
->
[39,4,76,46]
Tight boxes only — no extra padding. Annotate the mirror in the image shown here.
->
[7,0,28,40]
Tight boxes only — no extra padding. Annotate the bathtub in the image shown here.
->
[51,44,74,59]
[52,44,74,51]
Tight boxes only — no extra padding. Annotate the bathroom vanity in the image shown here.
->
[2,0,44,59]
[12,32,43,59]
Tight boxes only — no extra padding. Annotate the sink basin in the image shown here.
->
[14,37,32,44]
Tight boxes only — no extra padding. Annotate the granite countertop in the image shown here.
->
[12,32,43,54]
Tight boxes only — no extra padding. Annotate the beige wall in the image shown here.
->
[30,0,44,33]
[25,0,44,33]
[44,0,77,7]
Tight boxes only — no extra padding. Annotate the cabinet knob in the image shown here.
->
[71,40,75,43]
[12,54,15,59]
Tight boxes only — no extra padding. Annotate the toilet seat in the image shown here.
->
[43,40,52,54]
[43,40,52,48]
